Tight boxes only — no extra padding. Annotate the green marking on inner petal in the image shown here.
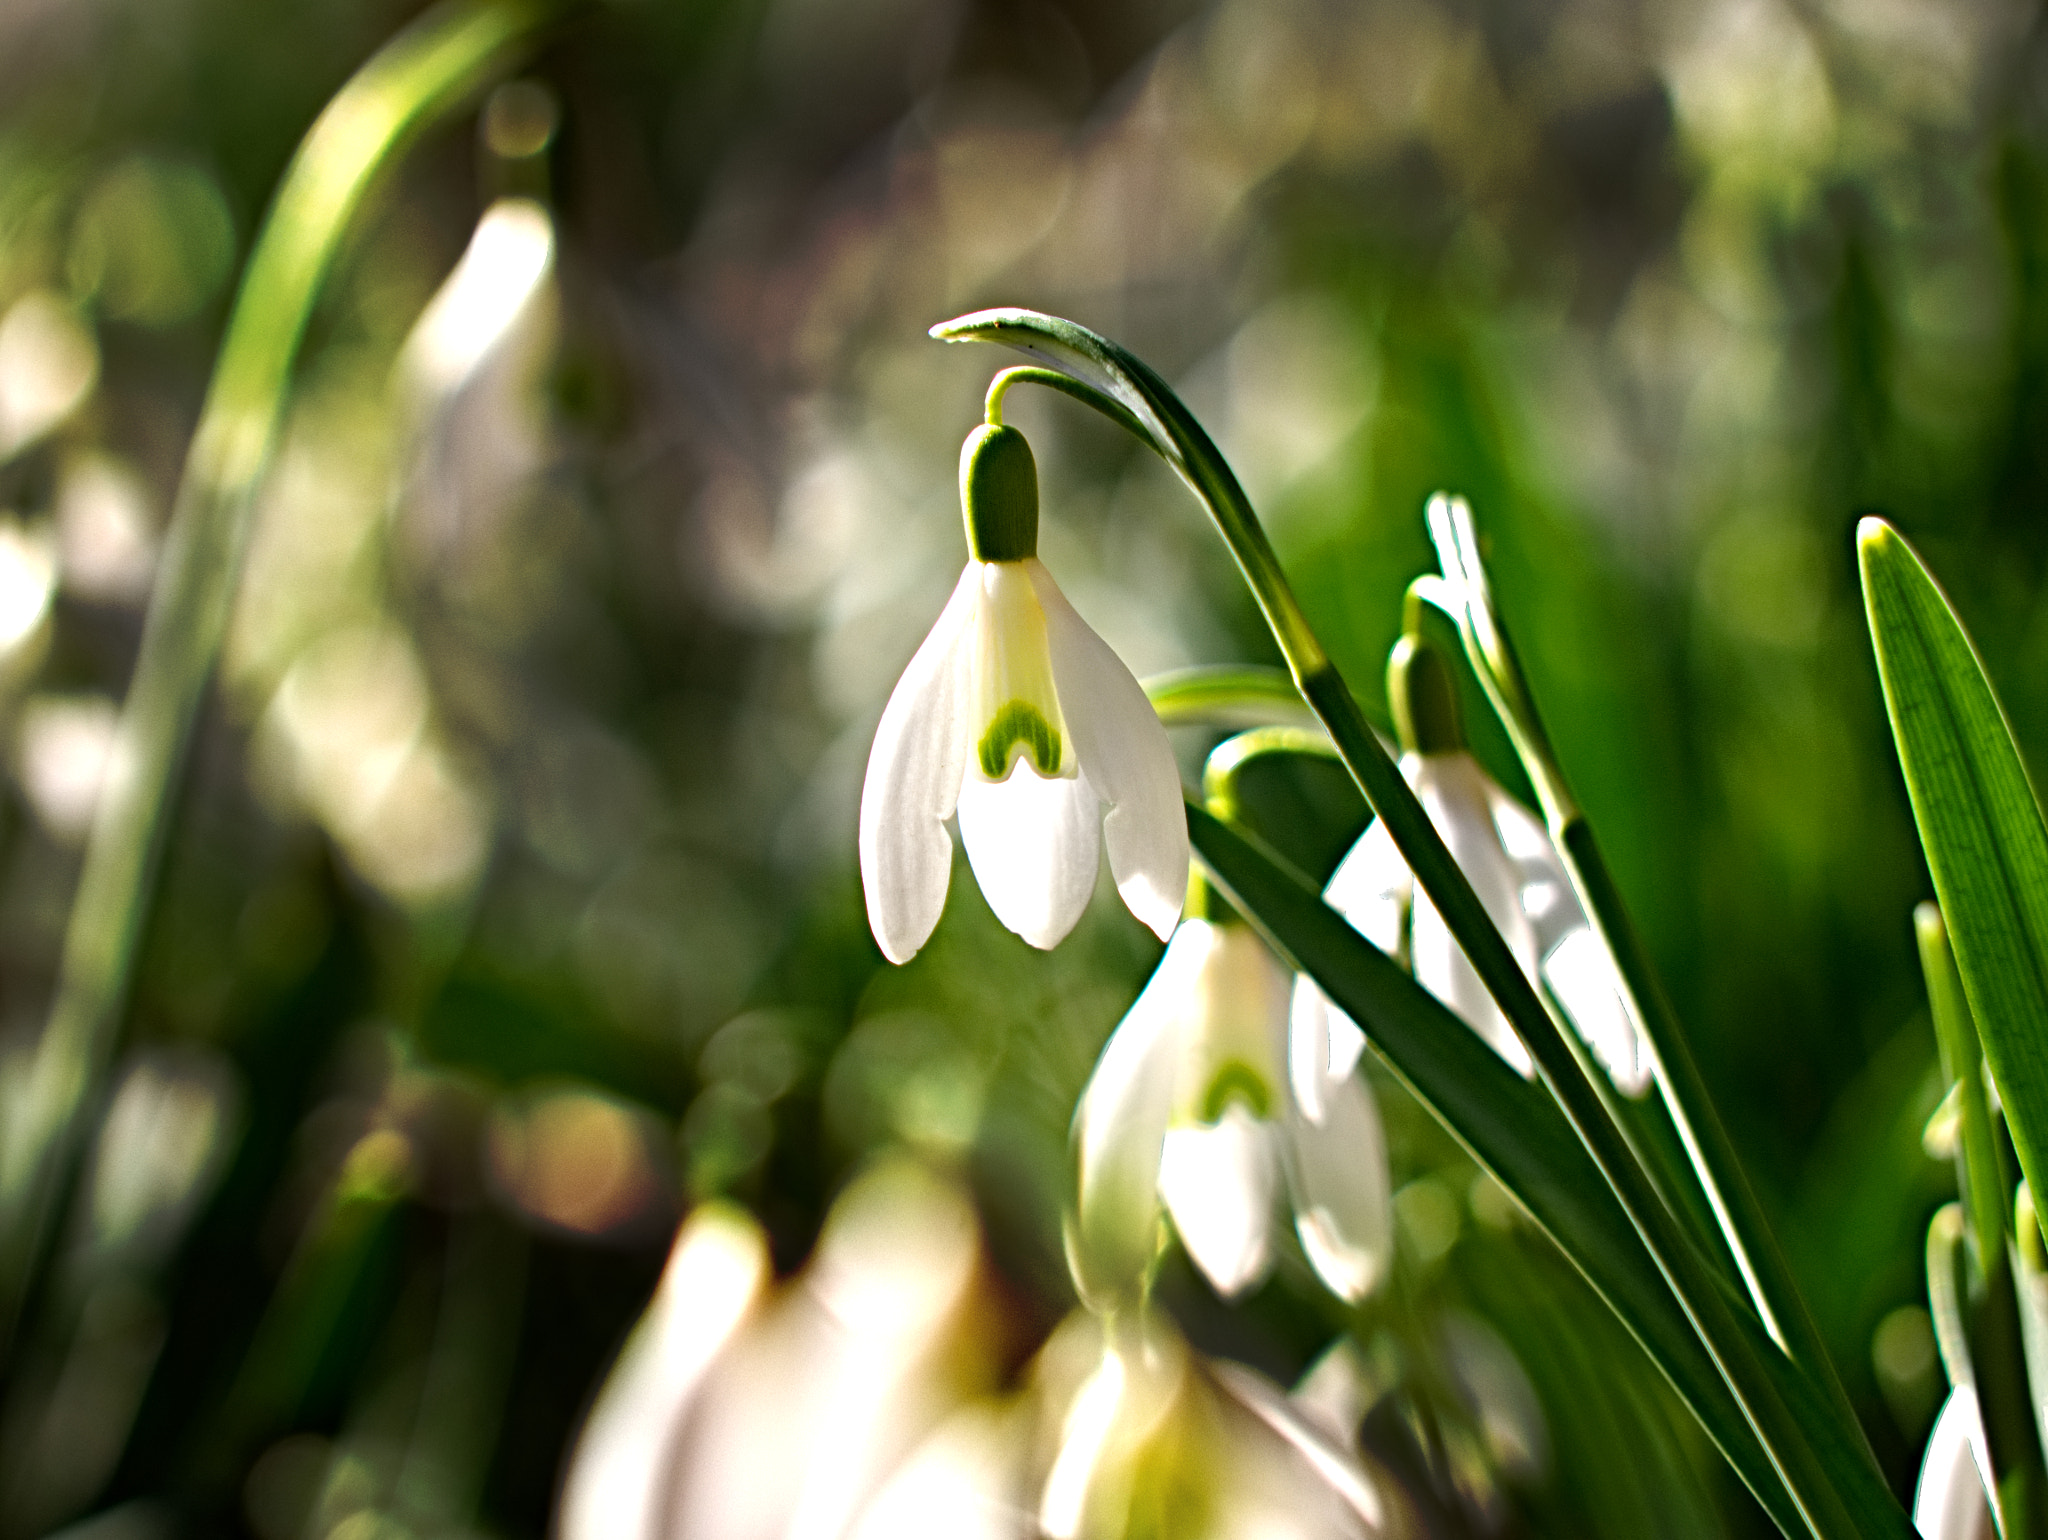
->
[978,699,1062,779]
[1198,1060,1274,1122]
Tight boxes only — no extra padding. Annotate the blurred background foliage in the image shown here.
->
[1,0,2046,1534]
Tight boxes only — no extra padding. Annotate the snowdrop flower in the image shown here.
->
[850,1310,1409,1540]
[859,423,1188,963]
[559,1160,1001,1540]
[1913,1388,1994,1540]
[1070,906,1394,1305]
[1035,1311,1402,1540]
[1294,634,1650,1095]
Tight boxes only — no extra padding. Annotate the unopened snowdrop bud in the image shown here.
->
[1293,633,1651,1096]
[859,420,1188,964]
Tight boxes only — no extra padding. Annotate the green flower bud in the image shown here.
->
[1388,631,1464,755]
[959,423,1038,562]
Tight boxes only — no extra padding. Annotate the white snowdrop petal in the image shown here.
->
[1289,978,1336,1121]
[1322,819,1408,954]
[1070,928,1199,1302]
[1283,1072,1394,1303]
[1159,1106,1278,1298]
[1411,893,1535,1077]
[1410,754,1540,1078]
[958,764,1101,949]
[858,565,981,963]
[1915,1389,1996,1540]
[1326,1013,1366,1083]
[1287,981,1370,1123]
[1543,929,1652,1095]
[1027,560,1187,941]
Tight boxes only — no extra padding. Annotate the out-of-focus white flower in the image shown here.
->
[1914,1388,1995,1540]
[852,1310,1409,1540]
[558,1159,1000,1540]
[859,424,1187,963]
[1040,1312,1402,1540]
[1294,636,1650,1095]
[1071,914,1393,1305]
[15,693,121,843]
[0,292,97,457]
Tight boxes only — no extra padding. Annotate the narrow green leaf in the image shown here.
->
[1188,804,1914,1540]
[1861,520,2048,1225]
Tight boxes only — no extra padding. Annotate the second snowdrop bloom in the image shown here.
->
[1070,907,1394,1305]
[1294,635,1651,1095]
[859,423,1188,963]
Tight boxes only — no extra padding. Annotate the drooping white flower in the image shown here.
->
[859,423,1188,963]
[1070,913,1394,1305]
[1913,1388,1995,1540]
[558,1160,1000,1540]
[1293,635,1650,1095]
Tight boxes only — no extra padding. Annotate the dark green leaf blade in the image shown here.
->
[1187,803,1915,1540]
[1860,519,2048,1217]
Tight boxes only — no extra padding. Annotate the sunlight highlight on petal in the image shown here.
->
[957,762,1100,949]
[859,564,980,962]
[1028,560,1187,940]
[1159,1105,1278,1297]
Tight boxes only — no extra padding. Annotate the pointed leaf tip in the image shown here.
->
[1856,515,1896,557]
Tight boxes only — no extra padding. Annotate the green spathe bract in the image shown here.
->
[1860,518,2048,1221]
[960,422,1038,562]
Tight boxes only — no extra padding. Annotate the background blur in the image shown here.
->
[0,0,2045,1534]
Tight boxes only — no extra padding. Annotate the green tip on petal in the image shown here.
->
[1198,1060,1274,1122]
[1388,631,1464,754]
[960,423,1039,562]
[977,699,1062,778]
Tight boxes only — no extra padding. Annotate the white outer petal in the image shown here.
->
[957,766,1100,949]
[1543,929,1652,1094]
[1283,1070,1394,1303]
[846,1404,1032,1540]
[1070,929,1196,1302]
[1028,560,1187,941]
[558,1206,769,1540]
[1323,818,1409,954]
[1288,980,1368,1122]
[858,565,980,963]
[1915,1389,1996,1540]
[1159,1104,1278,1298]
[1410,753,1539,1078]
[1210,1362,1392,1536]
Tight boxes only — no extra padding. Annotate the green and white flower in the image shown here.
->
[859,424,1187,963]
[1293,635,1651,1096]
[1070,912,1394,1305]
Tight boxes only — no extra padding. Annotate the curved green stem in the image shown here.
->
[1142,665,1321,730]
[935,308,1906,1539]
[1200,726,1342,824]
[0,0,556,1344]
